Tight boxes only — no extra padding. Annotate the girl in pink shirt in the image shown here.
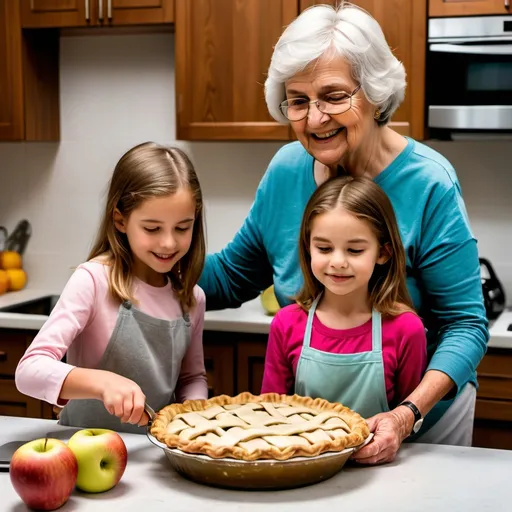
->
[261,176,427,426]
[15,142,208,433]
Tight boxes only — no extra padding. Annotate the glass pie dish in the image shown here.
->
[145,393,372,490]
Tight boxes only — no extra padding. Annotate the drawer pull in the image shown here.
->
[0,351,6,362]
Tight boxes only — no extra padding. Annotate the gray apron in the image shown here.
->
[59,300,191,434]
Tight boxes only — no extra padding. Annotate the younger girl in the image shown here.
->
[261,176,427,419]
[15,142,208,433]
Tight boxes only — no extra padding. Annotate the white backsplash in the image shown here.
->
[0,32,510,302]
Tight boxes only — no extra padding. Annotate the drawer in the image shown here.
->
[473,420,512,451]
[0,403,28,417]
[477,375,512,401]
[0,333,29,376]
[475,399,512,422]
[0,379,43,417]
[478,353,512,378]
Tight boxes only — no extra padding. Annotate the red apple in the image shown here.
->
[10,438,78,511]
[67,429,127,493]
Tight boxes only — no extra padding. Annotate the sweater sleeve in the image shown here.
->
[394,313,428,405]
[261,312,294,394]
[198,167,275,311]
[15,267,96,405]
[175,287,208,402]
[419,185,489,393]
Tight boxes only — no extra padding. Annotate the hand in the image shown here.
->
[97,371,147,426]
[351,406,414,465]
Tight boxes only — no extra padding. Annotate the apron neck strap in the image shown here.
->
[305,295,382,352]
[304,295,322,348]
[371,309,382,352]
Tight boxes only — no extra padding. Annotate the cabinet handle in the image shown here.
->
[108,0,112,20]
[506,0,510,9]
[98,0,104,21]
[85,0,90,20]
[0,351,6,362]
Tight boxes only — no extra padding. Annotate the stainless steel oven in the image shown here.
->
[427,16,512,135]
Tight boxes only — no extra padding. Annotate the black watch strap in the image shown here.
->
[398,400,423,435]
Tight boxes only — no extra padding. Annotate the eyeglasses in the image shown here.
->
[279,85,362,121]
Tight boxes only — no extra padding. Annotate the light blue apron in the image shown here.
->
[294,295,389,418]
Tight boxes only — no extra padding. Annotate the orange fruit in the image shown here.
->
[6,269,27,291]
[0,251,22,270]
[0,270,8,295]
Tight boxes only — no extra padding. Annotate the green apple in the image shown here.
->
[10,438,78,511]
[67,429,127,493]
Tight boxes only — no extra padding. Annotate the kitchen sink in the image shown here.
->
[0,295,60,316]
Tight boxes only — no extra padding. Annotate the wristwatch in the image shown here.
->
[398,400,423,436]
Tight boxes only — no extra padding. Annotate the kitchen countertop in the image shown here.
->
[0,288,273,334]
[0,416,510,511]
[0,288,510,349]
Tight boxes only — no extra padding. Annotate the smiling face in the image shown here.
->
[285,53,377,169]
[114,188,196,286]
[309,205,389,302]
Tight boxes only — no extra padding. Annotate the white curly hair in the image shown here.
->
[265,2,406,126]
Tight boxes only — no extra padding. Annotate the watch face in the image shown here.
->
[413,418,424,434]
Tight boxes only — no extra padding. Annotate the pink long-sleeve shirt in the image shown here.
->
[15,261,208,406]
[261,304,427,407]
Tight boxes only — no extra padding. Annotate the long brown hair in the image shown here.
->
[88,142,206,312]
[296,176,414,317]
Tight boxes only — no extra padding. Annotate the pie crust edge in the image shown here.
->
[150,392,370,461]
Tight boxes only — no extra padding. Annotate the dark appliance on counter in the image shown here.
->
[480,258,506,320]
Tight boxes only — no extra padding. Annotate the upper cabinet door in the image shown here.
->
[175,0,297,141]
[0,0,24,139]
[103,0,174,25]
[21,0,94,28]
[1,1,60,141]
[429,0,510,17]
[300,0,426,141]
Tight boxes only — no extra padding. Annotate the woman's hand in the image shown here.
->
[98,371,148,426]
[351,406,414,465]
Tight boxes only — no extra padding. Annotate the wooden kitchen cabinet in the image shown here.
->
[104,0,174,26]
[473,349,512,450]
[203,341,235,398]
[21,0,91,28]
[21,0,174,28]
[429,0,510,17]
[203,331,268,397]
[300,0,427,141]
[237,338,267,395]
[175,0,296,140]
[0,0,59,141]
[0,329,53,419]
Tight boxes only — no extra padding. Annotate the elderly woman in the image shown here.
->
[199,3,488,464]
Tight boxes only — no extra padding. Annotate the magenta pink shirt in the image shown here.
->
[261,304,427,407]
[15,261,208,406]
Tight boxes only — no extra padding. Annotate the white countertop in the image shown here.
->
[0,288,61,330]
[1,288,511,349]
[0,288,273,333]
[0,415,511,511]
[487,310,512,349]
[203,298,273,334]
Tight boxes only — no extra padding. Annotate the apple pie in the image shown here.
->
[150,392,370,461]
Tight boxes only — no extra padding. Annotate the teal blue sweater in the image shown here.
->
[200,139,489,427]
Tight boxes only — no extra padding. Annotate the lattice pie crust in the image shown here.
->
[150,393,370,461]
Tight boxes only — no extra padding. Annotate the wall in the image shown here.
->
[0,32,284,291]
[0,32,510,301]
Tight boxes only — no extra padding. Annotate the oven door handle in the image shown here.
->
[430,43,512,55]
